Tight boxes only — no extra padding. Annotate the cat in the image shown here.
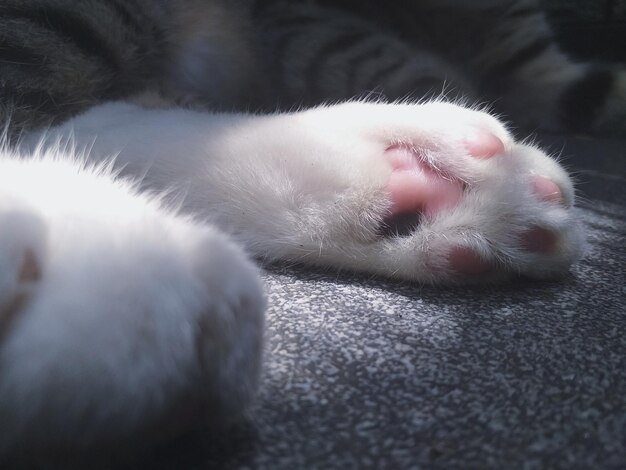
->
[0,0,619,460]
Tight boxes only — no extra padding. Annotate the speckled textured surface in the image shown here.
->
[146,135,626,470]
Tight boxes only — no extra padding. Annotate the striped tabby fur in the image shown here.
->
[0,0,624,137]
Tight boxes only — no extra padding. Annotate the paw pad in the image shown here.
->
[385,145,463,217]
[448,247,491,275]
[464,130,505,159]
[532,176,563,204]
[522,227,559,253]
[385,131,507,221]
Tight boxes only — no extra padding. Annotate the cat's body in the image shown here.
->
[0,0,620,460]
[3,0,625,135]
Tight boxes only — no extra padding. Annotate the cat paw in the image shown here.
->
[369,103,584,282]
[244,101,585,283]
[0,158,265,455]
[381,127,580,281]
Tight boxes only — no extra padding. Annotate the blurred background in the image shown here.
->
[543,0,626,61]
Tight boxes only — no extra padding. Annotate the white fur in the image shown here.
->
[0,148,265,454]
[1,100,584,454]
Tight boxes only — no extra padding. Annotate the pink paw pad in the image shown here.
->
[385,145,462,218]
[522,227,558,253]
[518,177,563,254]
[464,130,506,159]
[448,248,491,275]
[533,176,562,203]
[385,131,505,219]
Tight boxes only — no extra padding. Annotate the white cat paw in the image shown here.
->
[368,102,583,282]
[0,157,265,455]
[264,101,585,283]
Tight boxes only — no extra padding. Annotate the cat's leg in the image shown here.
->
[0,151,265,456]
[35,100,584,283]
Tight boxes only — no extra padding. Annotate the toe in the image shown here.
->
[1,249,42,342]
[386,146,463,217]
[464,130,505,159]
[522,227,558,253]
[449,247,491,275]
[19,250,41,282]
[532,176,563,203]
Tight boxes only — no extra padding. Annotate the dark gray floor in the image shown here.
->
[138,134,626,470]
